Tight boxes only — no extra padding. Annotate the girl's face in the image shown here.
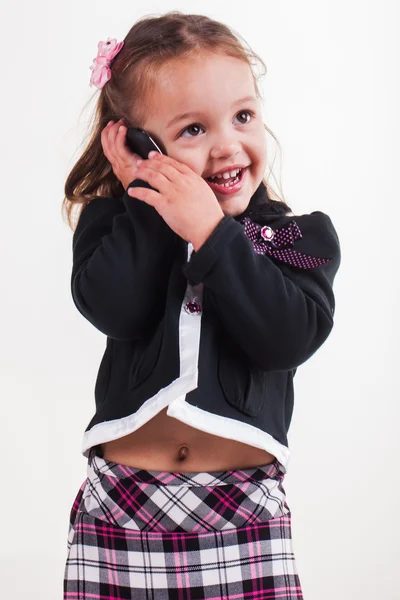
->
[140,52,268,217]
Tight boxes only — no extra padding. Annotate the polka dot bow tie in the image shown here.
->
[239,216,332,269]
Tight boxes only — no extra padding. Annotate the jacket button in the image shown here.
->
[184,300,202,314]
[261,225,275,241]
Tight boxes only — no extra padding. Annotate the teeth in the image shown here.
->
[210,174,240,188]
[210,168,241,180]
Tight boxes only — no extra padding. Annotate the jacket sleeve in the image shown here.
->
[71,179,178,341]
[182,211,341,371]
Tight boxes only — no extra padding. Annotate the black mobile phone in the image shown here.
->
[125,127,165,158]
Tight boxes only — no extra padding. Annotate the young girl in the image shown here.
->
[63,11,340,599]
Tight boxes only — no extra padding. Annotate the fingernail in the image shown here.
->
[136,159,142,166]
[148,151,157,159]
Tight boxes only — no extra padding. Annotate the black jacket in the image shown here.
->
[71,178,341,473]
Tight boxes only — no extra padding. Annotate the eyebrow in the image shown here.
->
[166,95,257,130]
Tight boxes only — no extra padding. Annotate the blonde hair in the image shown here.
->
[62,11,289,231]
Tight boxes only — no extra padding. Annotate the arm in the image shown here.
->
[183,211,341,371]
[71,179,178,341]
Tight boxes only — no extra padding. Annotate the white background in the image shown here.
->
[1,1,399,598]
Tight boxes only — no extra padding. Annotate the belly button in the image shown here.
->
[177,445,189,461]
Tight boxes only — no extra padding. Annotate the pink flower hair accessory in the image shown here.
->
[89,37,124,89]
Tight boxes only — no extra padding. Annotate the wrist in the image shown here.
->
[191,214,225,252]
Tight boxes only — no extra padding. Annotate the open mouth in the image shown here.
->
[205,167,246,189]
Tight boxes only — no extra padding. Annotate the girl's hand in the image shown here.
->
[128,152,225,249]
[100,119,142,190]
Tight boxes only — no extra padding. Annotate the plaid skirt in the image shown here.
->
[64,445,304,599]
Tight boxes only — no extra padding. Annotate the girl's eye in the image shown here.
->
[235,110,255,124]
[178,110,255,138]
[180,123,204,138]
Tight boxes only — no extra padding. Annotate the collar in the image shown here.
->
[233,181,291,222]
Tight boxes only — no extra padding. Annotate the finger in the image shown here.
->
[103,120,128,174]
[133,166,169,193]
[135,162,176,186]
[107,119,124,157]
[140,156,185,182]
[148,152,189,175]
[101,120,122,166]
[128,185,160,208]
[100,121,116,163]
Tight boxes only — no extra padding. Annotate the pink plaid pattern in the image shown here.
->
[64,447,304,598]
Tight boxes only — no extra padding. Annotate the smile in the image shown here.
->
[205,166,247,195]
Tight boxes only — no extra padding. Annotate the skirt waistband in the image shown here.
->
[65,448,301,597]
[88,445,285,487]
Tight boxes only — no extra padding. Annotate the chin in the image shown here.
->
[220,201,250,217]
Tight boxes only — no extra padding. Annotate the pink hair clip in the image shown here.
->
[89,37,124,90]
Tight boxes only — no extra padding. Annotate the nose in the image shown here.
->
[210,136,241,160]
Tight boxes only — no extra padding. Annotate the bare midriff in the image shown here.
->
[100,407,276,472]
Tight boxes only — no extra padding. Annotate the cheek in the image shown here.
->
[259,150,268,172]
[252,139,268,171]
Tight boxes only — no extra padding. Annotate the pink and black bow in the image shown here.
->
[239,216,332,269]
